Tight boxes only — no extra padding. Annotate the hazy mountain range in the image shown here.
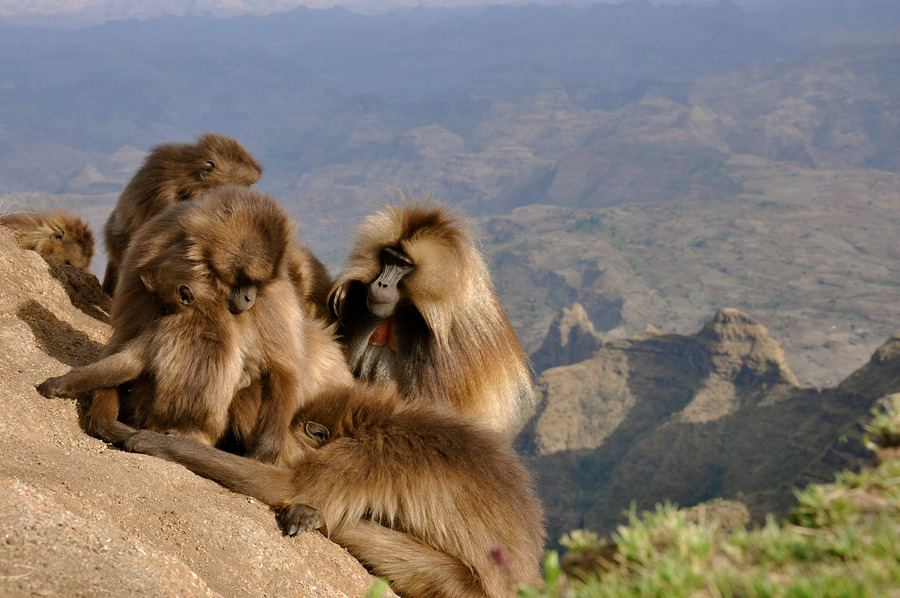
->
[0,0,813,26]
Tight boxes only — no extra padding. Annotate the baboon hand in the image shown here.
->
[35,376,67,398]
[278,503,324,536]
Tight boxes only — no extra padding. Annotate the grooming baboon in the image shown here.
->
[0,209,95,270]
[329,198,534,434]
[39,186,352,460]
[101,132,263,295]
[124,382,546,598]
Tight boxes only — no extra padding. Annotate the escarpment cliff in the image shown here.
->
[522,303,900,545]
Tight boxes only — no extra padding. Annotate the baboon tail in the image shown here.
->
[86,388,129,444]
[93,418,137,444]
[123,429,297,506]
[335,520,495,598]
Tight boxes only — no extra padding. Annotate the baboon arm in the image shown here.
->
[245,369,300,464]
[335,520,491,598]
[124,429,298,506]
[36,341,149,398]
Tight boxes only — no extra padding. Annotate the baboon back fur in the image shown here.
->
[125,382,546,598]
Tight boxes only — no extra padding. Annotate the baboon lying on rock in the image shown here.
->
[1,209,95,270]
[124,382,546,598]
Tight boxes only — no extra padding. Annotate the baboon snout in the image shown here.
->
[229,284,258,313]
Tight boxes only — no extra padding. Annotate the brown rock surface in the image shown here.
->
[530,302,603,373]
[528,308,799,456]
[0,227,391,597]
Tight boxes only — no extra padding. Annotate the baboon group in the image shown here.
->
[12,132,546,598]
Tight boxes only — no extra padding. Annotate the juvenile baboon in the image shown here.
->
[36,259,233,442]
[101,132,263,295]
[39,186,352,460]
[124,382,546,598]
[329,198,534,434]
[0,209,95,270]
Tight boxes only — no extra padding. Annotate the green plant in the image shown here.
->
[863,394,900,448]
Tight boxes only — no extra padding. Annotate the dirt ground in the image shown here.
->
[0,227,392,597]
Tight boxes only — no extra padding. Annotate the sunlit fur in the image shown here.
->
[39,186,351,462]
[330,196,535,434]
[102,132,263,295]
[124,382,546,598]
[1,209,95,270]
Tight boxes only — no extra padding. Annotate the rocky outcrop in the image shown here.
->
[530,302,603,373]
[0,227,390,597]
[521,306,899,545]
[695,308,798,387]
[526,308,799,456]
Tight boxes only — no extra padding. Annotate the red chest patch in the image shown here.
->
[368,317,397,352]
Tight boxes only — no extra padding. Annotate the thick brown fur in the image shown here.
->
[329,196,535,435]
[124,382,546,598]
[0,209,95,270]
[286,240,334,321]
[102,132,263,295]
[38,186,352,462]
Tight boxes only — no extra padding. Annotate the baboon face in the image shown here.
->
[185,133,264,198]
[185,187,292,314]
[205,224,286,314]
[33,225,94,270]
[366,247,415,319]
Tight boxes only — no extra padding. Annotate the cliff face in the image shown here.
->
[530,302,603,374]
[526,307,799,457]
[523,304,898,545]
[0,227,389,597]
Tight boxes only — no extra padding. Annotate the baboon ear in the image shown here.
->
[178,285,195,306]
[304,421,330,444]
[199,159,215,180]
[52,229,65,240]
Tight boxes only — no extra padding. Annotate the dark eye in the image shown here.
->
[206,160,216,169]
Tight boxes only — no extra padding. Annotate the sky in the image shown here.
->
[0,0,795,20]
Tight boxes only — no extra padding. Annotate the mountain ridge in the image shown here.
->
[522,304,898,546]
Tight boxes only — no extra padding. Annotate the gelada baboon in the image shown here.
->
[124,382,546,598]
[39,186,352,461]
[329,197,534,434]
[0,209,95,270]
[101,132,263,295]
